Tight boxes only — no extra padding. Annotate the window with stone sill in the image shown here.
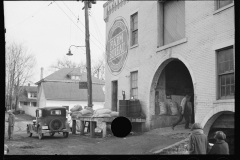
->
[131,12,138,46]
[215,0,233,10]
[158,0,185,47]
[217,46,234,99]
[130,71,138,99]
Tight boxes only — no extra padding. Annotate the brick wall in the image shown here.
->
[104,1,235,131]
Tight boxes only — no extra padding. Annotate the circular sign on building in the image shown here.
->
[106,17,129,75]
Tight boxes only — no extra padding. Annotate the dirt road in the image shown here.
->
[4,113,190,155]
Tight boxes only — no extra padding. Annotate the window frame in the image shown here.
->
[157,1,186,48]
[217,46,234,99]
[215,0,233,10]
[130,71,138,99]
[50,110,62,115]
[131,12,138,46]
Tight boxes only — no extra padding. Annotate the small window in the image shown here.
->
[24,102,28,105]
[217,46,234,99]
[131,12,138,46]
[51,110,61,115]
[130,71,138,99]
[216,0,233,10]
[32,102,37,107]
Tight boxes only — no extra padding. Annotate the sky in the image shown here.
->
[4,1,106,85]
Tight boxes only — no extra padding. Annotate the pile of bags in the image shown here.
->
[70,105,94,118]
[92,108,119,118]
[159,101,180,116]
[70,105,119,118]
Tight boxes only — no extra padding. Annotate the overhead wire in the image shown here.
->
[7,1,53,31]
[60,1,105,51]
[54,1,105,54]
[90,15,104,48]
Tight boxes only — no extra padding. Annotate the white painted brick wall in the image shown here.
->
[104,1,234,130]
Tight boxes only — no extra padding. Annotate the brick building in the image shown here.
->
[103,0,234,153]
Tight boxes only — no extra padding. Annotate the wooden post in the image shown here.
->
[102,122,107,138]
[80,120,85,135]
[90,121,96,138]
[84,0,93,108]
[72,120,76,134]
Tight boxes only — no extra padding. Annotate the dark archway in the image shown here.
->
[150,58,195,129]
[206,111,234,154]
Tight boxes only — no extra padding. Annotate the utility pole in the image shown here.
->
[84,0,95,108]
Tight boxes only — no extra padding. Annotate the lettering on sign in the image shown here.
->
[106,17,129,75]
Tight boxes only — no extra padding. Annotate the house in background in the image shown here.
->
[35,68,105,112]
[18,84,38,117]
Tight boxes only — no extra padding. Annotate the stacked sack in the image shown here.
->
[159,101,168,115]
[168,101,179,115]
[77,106,94,118]
[93,108,112,117]
[92,108,119,117]
[70,105,83,118]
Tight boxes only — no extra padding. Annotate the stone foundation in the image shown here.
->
[150,115,185,130]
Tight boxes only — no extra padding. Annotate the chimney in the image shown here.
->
[40,67,44,80]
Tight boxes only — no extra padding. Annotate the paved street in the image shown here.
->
[4,113,191,155]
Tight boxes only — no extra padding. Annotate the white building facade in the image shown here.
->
[103,0,235,145]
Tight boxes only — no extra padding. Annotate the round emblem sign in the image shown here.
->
[106,17,129,75]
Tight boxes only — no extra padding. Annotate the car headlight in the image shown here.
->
[42,126,48,129]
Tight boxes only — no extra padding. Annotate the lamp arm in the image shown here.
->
[69,45,85,50]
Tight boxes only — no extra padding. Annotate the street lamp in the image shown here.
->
[66,45,85,56]
[66,44,93,108]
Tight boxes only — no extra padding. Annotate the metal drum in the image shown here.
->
[119,100,129,117]
[129,99,141,117]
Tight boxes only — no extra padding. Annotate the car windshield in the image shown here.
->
[50,110,61,115]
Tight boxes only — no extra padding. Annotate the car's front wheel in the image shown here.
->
[63,132,68,138]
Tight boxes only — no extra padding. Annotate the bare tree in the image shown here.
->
[91,56,105,80]
[5,41,36,110]
[49,55,105,80]
[49,56,86,72]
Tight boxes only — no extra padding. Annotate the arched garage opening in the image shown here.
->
[204,111,234,154]
[150,58,194,129]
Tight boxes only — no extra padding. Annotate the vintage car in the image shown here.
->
[27,107,70,139]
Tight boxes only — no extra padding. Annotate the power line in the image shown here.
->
[90,15,104,46]
[7,2,53,31]
[54,1,105,53]
[60,1,105,51]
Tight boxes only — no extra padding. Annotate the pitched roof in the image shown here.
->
[35,68,105,85]
[42,81,105,102]
[24,86,38,93]
[18,86,37,102]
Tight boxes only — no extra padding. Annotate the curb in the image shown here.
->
[152,138,189,154]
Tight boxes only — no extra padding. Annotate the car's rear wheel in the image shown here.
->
[27,126,32,137]
[49,132,55,137]
[63,132,68,138]
[38,128,44,140]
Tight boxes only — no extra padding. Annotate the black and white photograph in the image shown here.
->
[4,0,234,156]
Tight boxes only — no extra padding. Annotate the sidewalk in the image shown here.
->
[146,124,191,154]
